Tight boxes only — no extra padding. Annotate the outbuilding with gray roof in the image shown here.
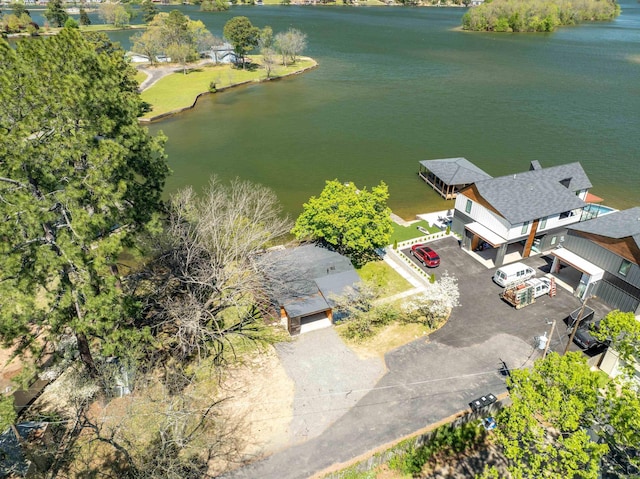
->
[418,157,492,200]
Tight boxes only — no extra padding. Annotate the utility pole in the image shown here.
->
[564,295,589,355]
[542,319,556,359]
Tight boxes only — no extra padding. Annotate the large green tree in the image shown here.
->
[495,352,608,479]
[292,180,392,264]
[0,29,169,377]
[131,10,215,67]
[223,16,259,69]
[592,309,640,376]
[140,0,158,23]
[43,0,68,27]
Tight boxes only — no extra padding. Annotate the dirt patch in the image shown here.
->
[339,322,432,360]
[215,346,295,463]
[0,345,25,392]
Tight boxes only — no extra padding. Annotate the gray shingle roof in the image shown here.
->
[283,293,330,319]
[473,162,591,224]
[419,158,492,185]
[264,244,360,318]
[314,270,361,307]
[569,207,640,249]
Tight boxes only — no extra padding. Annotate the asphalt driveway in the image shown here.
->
[224,237,607,479]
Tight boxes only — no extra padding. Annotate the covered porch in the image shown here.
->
[418,157,492,200]
[549,248,604,300]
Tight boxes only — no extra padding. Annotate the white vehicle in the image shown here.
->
[493,262,536,287]
[499,277,551,309]
[528,277,552,298]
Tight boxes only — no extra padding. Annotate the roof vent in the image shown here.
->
[560,178,572,188]
[513,174,516,179]
[529,160,542,171]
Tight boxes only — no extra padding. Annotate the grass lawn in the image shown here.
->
[80,24,146,32]
[134,70,148,85]
[140,56,316,119]
[390,220,441,244]
[357,260,412,296]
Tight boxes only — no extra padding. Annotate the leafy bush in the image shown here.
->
[389,421,486,476]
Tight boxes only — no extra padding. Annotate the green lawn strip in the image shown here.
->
[80,24,146,32]
[390,220,441,244]
[140,57,316,119]
[134,70,148,85]
[356,260,412,296]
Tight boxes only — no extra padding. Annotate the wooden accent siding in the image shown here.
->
[575,232,640,265]
[458,185,505,219]
[523,219,539,257]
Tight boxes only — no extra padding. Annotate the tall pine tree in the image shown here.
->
[0,30,169,376]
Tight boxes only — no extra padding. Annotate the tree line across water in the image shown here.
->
[462,0,620,32]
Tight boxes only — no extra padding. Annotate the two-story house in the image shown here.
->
[452,161,593,267]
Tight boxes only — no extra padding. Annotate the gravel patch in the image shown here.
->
[276,327,385,444]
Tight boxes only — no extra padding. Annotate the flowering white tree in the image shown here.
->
[403,273,460,328]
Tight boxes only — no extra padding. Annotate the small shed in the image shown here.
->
[418,157,492,200]
[264,245,361,335]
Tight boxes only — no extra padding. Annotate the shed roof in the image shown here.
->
[471,162,591,224]
[314,269,362,307]
[264,244,359,318]
[419,157,492,185]
[283,292,330,319]
[569,207,640,250]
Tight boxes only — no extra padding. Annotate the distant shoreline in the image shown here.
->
[138,57,318,123]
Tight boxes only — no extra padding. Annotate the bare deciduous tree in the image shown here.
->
[130,177,292,364]
[274,28,307,66]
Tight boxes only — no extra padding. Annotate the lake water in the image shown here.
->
[32,3,640,218]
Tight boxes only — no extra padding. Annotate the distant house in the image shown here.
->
[418,157,492,200]
[264,244,361,335]
[201,42,239,65]
[452,161,593,267]
[125,52,150,64]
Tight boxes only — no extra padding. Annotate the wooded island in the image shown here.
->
[462,0,620,32]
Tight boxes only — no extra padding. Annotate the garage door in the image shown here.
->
[300,311,332,334]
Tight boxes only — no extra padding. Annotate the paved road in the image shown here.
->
[223,237,606,479]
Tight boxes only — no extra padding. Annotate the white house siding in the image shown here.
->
[455,194,510,240]
[456,195,586,242]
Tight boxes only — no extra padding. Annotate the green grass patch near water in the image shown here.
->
[140,57,316,119]
[390,220,440,244]
[357,260,412,296]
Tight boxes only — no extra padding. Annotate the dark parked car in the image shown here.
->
[573,319,607,350]
[410,244,440,268]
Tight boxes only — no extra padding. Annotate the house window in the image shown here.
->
[521,221,529,235]
[539,217,547,229]
[551,236,557,245]
[619,259,632,277]
[465,199,472,214]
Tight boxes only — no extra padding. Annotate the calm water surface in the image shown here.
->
[74,3,640,217]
